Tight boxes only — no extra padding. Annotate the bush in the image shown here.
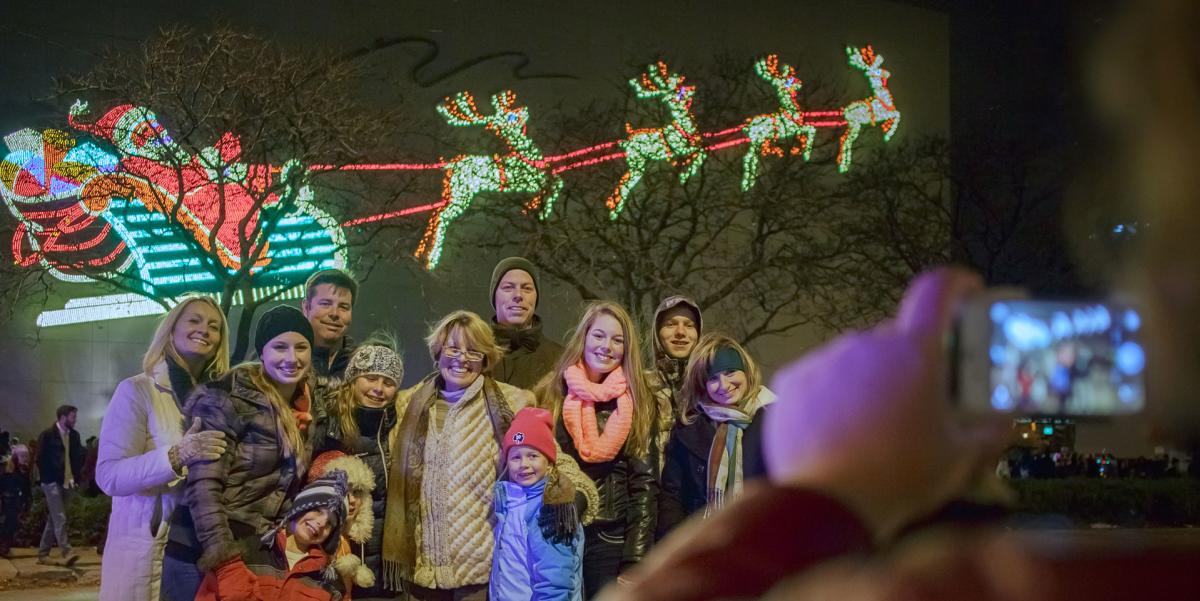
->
[1009,478,1200,527]
[13,486,110,547]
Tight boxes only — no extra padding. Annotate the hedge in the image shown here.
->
[13,487,110,548]
[1009,478,1200,527]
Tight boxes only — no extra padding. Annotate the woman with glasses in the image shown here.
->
[380,310,598,601]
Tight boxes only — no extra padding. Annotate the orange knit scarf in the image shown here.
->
[562,363,634,463]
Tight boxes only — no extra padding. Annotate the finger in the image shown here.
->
[896,267,984,341]
[186,417,203,435]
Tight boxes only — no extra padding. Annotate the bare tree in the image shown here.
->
[1,26,416,357]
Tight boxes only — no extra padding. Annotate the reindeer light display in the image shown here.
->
[739,55,818,191]
[4,44,909,325]
[414,90,561,270]
[605,61,706,220]
[837,45,900,173]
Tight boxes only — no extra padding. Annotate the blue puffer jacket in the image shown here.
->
[490,479,584,601]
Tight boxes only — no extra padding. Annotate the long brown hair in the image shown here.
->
[679,333,763,425]
[535,301,655,457]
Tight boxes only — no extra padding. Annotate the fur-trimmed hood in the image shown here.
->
[315,454,375,544]
[309,450,376,545]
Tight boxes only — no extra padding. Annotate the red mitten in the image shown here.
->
[213,557,258,601]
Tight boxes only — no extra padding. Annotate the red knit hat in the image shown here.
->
[503,407,557,463]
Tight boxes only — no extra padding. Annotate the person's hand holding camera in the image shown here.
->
[764,268,1010,542]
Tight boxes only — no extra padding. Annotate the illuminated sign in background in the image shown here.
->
[1,46,900,324]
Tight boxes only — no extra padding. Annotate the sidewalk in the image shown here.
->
[0,548,101,589]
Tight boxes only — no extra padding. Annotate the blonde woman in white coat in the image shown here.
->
[96,295,230,601]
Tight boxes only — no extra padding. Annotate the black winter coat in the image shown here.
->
[656,410,769,539]
[492,317,564,390]
[315,403,397,599]
[36,425,84,487]
[555,398,658,568]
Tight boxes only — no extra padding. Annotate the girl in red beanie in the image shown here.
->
[491,407,584,601]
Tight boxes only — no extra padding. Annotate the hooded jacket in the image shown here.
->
[194,529,345,601]
[490,478,584,601]
[315,406,396,597]
[648,296,703,471]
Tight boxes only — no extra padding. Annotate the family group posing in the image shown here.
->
[91,257,774,601]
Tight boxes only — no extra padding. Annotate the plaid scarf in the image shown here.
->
[698,388,770,517]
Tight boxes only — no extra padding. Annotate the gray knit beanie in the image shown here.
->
[489,256,541,310]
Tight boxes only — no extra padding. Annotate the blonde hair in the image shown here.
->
[425,310,503,373]
[535,301,655,457]
[238,362,306,457]
[679,333,762,425]
[142,295,230,379]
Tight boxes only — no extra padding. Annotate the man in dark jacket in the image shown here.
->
[490,257,564,390]
[302,268,359,392]
[649,296,702,417]
[36,404,84,566]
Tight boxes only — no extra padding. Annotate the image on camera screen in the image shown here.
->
[987,301,1145,415]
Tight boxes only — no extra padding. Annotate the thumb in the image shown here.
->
[186,417,203,436]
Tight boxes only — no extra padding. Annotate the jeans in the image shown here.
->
[38,482,72,557]
[160,553,205,601]
[582,524,624,599]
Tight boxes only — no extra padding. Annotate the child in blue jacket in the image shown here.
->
[491,407,585,601]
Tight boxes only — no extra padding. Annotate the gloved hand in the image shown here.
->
[214,557,258,601]
[174,418,227,468]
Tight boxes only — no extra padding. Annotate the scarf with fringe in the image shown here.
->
[380,374,513,591]
[699,388,770,517]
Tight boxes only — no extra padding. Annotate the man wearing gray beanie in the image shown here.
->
[489,256,563,389]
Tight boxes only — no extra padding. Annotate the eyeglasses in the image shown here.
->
[442,346,485,363]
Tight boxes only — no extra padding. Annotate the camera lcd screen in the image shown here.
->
[987,300,1145,415]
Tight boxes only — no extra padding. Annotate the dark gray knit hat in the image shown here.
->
[254,305,315,358]
[490,256,541,310]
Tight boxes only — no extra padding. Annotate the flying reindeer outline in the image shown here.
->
[837,45,900,173]
[739,54,818,191]
[605,61,706,220]
[414,90,562,270]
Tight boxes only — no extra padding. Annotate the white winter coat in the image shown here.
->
[96,360,187,601]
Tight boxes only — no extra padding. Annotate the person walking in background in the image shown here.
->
[36,404,84,566]
[490,257,565,390]
[0,440,32,558]
[656,334,774,539]
[162,305,318,601]
[491,407,585,601]
[96,295,230,601]
[535,301,659,598]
